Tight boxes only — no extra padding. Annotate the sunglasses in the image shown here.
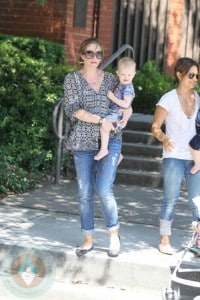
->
[188,73,199,80]
[84,50,104,59]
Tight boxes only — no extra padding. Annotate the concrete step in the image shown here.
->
[120,155,162,172]
[123,130,160,145]
[126,121,152,131]
[66,166,162,188]
[126,115,153,132]
[0,216,176,296]
[122,142,162,158]
[115,168,162,187]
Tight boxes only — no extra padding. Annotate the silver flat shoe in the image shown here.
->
[76,245,93,257]
[158,243,175,255]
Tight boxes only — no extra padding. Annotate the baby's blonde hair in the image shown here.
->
[117,57,136,71]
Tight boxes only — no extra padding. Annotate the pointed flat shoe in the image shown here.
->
[75,245,93,257]
[158,243,176,255]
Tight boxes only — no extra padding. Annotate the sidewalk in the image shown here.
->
[0,179,197,297]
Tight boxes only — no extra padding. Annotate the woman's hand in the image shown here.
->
[163,137,175,152]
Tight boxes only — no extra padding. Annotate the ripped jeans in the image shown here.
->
[160,158,200,236]
[73,138,121,236]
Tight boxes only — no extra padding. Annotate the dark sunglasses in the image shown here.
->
[84,50,104,59]
[188,73,199,80]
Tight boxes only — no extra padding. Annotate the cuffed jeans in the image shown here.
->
[160,158,200,236]
[73,138,121,236]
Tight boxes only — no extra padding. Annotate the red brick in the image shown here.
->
[0,0,187,72]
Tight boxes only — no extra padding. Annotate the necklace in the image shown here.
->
[177,91,195,119]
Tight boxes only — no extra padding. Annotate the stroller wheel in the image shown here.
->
[162,287,179,300]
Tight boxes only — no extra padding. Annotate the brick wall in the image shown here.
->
[98,0,114,61]
[64,0,114,65]
[0,0,114,65]
[0,0,67,44]
[0,0,184,73]
[165,0,184,74]
[64,0,96,65]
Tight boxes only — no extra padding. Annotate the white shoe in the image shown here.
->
[108,236,120,257]
[158,243,176,255]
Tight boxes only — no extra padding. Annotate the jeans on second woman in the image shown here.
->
[160,158,200,235]
[73,138,121,236]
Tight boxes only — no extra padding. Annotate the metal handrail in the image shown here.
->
[52,44,134,183]
[100,44,135,70]
[52,97,65,140]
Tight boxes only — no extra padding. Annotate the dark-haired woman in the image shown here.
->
[151,57,200,254]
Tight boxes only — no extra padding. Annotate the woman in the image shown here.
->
[63,38,132,257]
[151,57,200,255]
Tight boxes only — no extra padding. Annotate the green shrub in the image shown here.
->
[0,34,71,195]
[133,60,174,114]
[0,34,66,64]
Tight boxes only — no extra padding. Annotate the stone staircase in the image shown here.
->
[66,114,163,188]
[115,114,163,187]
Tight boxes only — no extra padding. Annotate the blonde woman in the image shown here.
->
[63,38,132,257]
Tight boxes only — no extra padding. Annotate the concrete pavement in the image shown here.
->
[0,179,198,299]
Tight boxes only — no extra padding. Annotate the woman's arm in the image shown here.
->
[74,109,101,124]
[151,105,175,152]
[74,109,115,132]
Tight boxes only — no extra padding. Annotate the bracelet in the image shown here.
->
[98,117,105,126]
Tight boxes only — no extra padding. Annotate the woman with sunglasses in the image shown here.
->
[151,57,200,255]
[63,38,132,257]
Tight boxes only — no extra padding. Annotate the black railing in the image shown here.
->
[100,44,135,70]
[52,44,134,183]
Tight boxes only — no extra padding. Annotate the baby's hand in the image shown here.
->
[197,222,200,231]
[107,90,114,100]
[192,221,200,231]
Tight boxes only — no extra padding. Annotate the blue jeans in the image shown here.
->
[73,138,121,236]
[160,158,200,235]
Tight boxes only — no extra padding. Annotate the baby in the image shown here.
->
[94,57,136,161]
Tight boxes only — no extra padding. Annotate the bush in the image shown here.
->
[133,60,174,114]
[0,34,72,195]
[0,34,66,64]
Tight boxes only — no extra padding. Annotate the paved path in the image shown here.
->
[0,179,198,299]
[1,179,192,229]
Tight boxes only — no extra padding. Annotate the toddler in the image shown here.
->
[94,57,136,161]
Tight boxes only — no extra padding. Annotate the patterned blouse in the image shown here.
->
[63,70,121,151]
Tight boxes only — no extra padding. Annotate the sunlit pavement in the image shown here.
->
[0,179,198,299]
